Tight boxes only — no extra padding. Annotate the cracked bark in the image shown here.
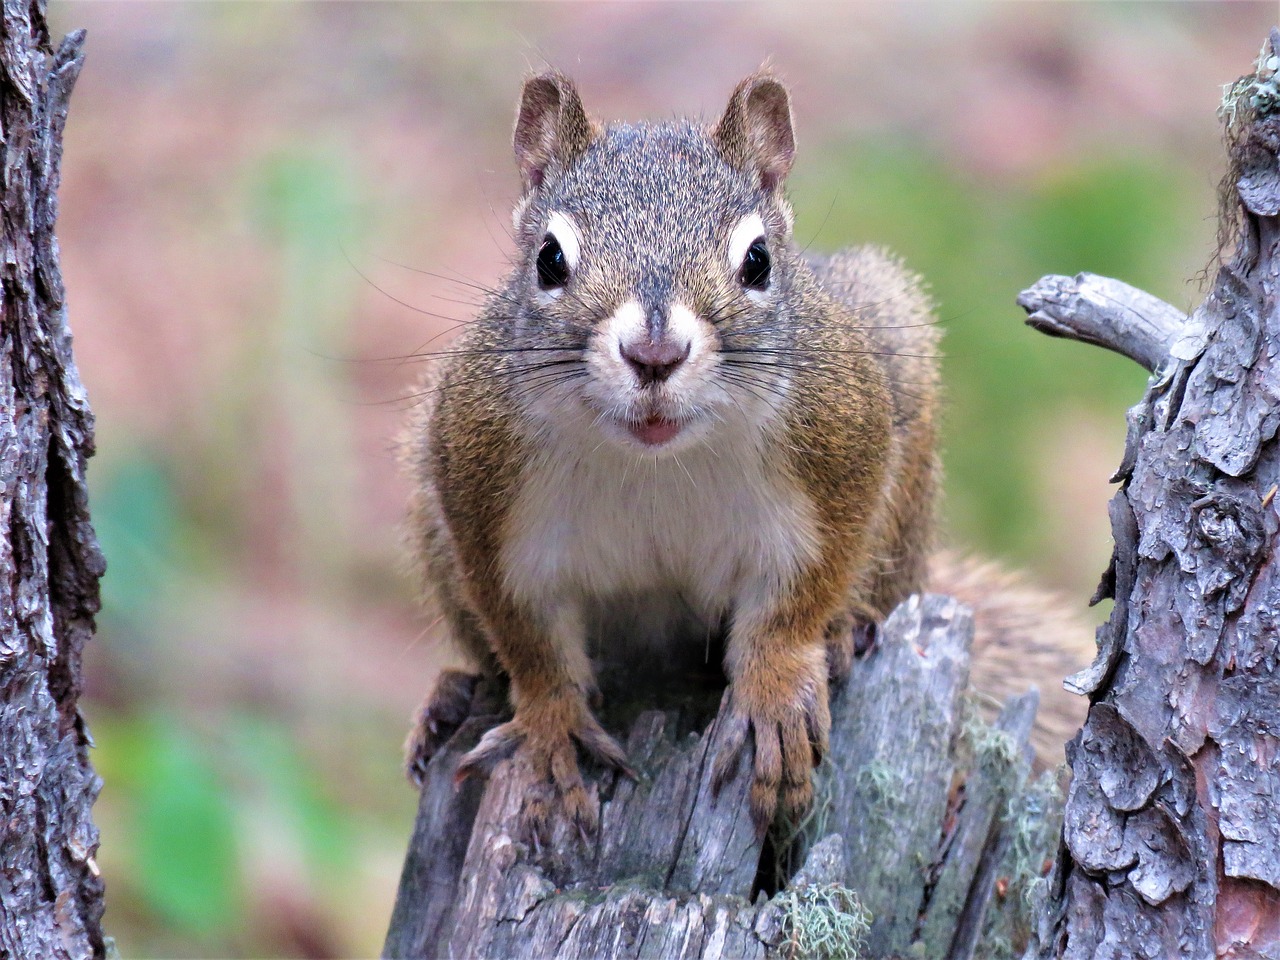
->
[1020,30,1280,959]
[0,4,102,959]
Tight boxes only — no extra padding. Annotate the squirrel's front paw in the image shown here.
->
[456,692,633,837]
[711,660,830,834]
[404,669,480,786]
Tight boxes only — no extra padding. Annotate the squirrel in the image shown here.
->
[400,70,1093,836]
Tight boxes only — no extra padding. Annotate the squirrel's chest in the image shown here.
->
[499,439,821,614]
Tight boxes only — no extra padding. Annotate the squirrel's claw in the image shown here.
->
[711,668,830,836]
[710,710,750,796]
[453,717,525,784]
[454,694,632,840]
[571,711,637,781]
[825,608,881,684]
[404,669,481,787]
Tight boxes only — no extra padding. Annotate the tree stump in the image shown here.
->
[1018,30,1280,958]
[385,595,1061,959]
[0,3,103,959]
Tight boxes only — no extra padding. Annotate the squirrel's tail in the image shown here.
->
[928,550,1096,769]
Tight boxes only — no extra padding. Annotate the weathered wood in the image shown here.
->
[382,715,493,960]
[827,594,972,956]
[1019,30,1280,958]
[0,5,103,959]
[1017,273,1192,374]
[926,692,1037,960]
[384,595,1057,959]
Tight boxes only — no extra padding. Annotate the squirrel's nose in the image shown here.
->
[621,338,690,386]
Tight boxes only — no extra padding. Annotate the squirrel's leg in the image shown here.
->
[403,541,493,783]
[455,594,631,834]
[713,570,839,834]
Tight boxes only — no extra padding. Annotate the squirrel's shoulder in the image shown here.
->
[808,245,939,353]
[805,245,941,423]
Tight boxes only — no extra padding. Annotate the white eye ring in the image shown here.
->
[728,213,766,273]
[546,211,582,272]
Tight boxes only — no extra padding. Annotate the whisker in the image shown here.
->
[365,252,521,305]
[797,195,838,258]
[340,247,477,324]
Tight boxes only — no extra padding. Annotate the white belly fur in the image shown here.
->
[500,423,822,648]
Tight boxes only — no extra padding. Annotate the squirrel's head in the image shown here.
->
[504,71,804,456]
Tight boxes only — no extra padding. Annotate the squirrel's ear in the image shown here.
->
[712,74,795,193]
[513,71,596,192]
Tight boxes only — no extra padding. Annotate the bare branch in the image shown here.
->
[1017,273,1191,373]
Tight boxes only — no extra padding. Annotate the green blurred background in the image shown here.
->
[46,2,1269,956]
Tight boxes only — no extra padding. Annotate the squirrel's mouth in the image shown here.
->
[627,413,682,447]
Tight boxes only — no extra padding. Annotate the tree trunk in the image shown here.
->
[1018,30,1280,958]
[385,595,1060,959]
[0,3,103,958]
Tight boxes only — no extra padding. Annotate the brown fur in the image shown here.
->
[402,326,634,830]
[705,260,904,821]
[400,71,1092,836]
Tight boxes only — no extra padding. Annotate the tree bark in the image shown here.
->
[0,3,103,958]
[385,595,1059,959]
[1019,30,1280,959]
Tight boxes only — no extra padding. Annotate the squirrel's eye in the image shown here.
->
[536,234,570,290]
[739,237,771,291]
